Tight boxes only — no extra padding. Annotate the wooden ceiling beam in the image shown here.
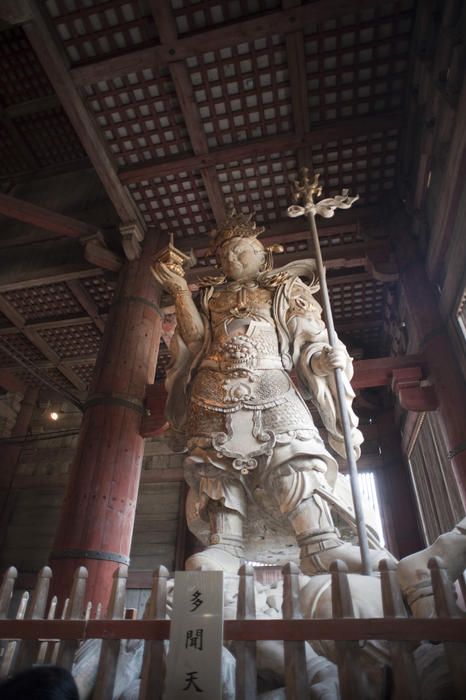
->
[0,295,86,392]
[70,0,387,86]
[66,279,106,334]
[0,192,122,272]
[20,2,145,232]
[0,266,104,294]
[0,314,104,336]
[149,0,226,224]
[119,112,402,183]
[0,192,98,240]
[4,95,62,119]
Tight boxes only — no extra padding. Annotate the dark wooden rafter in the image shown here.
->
[0,192,122,272]
[0,266,105,294]
[118,112,402,184]
[0,295,86,392]
[148,0,226,224]
[15,1,145,233]
[67,0,393,87]
[0,314,104,336]
[0,192,99,239]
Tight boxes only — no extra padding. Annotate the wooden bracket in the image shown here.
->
[120,221,145,261]
[391,367,438,412]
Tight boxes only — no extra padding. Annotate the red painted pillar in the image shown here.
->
[50,231,163,611]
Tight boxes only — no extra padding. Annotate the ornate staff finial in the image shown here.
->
[292,167,322,206]
[288,167,359,220]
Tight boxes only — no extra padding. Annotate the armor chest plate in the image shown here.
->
[209,285,273,324]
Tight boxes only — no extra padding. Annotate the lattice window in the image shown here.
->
[304,4,413,123]
[215,150,297,224]
[173,0,282,35]
[80,276,116,310]
[187,34,291,147]
[0,27,54,106]
[14,108,86,166]
[2,284,83,322]
[128,172,215,235]
[84,69,190,167]
[70,363,95,386]
[310,131,399,204]
[46,0,157,64]
[39,324,101,358]
[0,334,44,365]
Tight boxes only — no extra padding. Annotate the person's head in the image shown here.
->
[0,665,79,700]
[218,236,268,280]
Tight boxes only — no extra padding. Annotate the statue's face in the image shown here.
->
[219,237,266,280]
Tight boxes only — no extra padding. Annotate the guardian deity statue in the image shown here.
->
[152,207,386,574]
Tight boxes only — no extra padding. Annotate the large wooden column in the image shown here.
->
[50,231,163,611]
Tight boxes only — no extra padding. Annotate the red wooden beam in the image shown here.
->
[0,617,465,642]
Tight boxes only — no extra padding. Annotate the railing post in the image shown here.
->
[429,556,466,699]
[236,564,256,700]
[379,559,420,699]
[282,562,308,699]
[37,595,57,664]
[0,567,17,619]
[56,566,88,671]
[0,591,29,678]
[330,560,369,699]
[14,566,53,671]
[139,565,169,700]
[93,565,128,699]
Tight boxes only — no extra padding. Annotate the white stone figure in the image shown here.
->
[397,516,466,618]
[151,207,388,574]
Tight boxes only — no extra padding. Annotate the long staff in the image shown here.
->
[288,167,372,576]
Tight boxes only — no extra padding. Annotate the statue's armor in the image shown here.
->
[184,282,337,542]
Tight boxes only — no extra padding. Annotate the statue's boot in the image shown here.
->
[298,531,390,575]
[396,517,466,617]
[288,495,391,575]
[185,502,244,574]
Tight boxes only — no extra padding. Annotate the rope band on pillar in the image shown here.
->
[50,549,130,565]
[84,392,149,415]
[448,441,466,460]
[114,294,163,318]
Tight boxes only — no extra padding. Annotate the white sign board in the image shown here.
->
[164,570,224,699]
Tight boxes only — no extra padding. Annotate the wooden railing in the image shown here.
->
[0,559,465,699]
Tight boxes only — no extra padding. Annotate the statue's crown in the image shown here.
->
[208,203,265,253]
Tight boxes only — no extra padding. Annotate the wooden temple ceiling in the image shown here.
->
[0,0,419,399]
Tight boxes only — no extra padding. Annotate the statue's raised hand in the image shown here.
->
[312,345,347,375]
[150,261,190,297]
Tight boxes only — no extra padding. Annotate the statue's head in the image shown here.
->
[208,203,282,279]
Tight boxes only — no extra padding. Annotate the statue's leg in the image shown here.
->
[185,496,245,573]
[397,517,466,617]
[272,465,389,574]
